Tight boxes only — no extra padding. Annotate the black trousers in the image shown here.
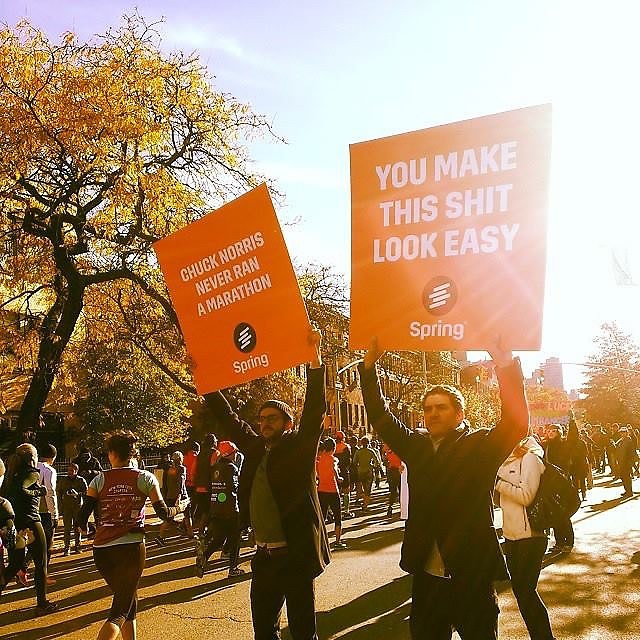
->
[3,521,48,606]
[387,467,401,507]
[410,571,499,640]
[504,537,554,640]
[204,513,240,568]
[40,512,55,567]
[250,548,317,640]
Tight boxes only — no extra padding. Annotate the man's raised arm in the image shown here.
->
[358,337,417,462]
[204,390,259,452]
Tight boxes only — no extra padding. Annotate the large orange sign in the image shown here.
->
[350,104,551,351]
[153,184,314,394]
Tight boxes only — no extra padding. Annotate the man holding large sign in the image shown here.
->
[359,337,529,640]
[350,105,551,351]
[153,183,315,394]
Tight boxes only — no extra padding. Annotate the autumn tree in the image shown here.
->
[580,322,640,424]
[0,15,277,437]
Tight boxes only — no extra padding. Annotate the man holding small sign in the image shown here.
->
[204,328,330,640]
[359,337,529,640]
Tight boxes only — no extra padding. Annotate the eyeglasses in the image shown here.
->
[258,414,282,425]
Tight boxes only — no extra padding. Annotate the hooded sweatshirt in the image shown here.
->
[496,436,546,540]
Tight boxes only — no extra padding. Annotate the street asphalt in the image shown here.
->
[1,471,638,639]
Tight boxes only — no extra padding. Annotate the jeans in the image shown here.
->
[503,536,554,640]
[410,571,499,639]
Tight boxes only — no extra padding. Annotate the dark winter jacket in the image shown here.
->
[359,358,528,581]
[204,365,330,578]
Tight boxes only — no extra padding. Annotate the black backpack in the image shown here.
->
[526,461,581,531]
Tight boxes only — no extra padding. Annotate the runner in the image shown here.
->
[78,430,185,640]
[316,438,346,549]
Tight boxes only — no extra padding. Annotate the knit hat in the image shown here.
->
[217,441,238,458]
[259,400,294,423]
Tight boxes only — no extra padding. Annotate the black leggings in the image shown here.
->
[3,521,48,606]
[318,492,342,527]
[94,542,146,627]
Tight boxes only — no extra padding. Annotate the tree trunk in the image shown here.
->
[16,281,84,440]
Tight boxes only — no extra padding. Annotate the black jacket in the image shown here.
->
[359,358,528,581]
[209,457,239,518]
[204,365,330,578]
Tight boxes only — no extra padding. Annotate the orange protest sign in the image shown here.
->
[153,184,314,394]
[350,104,551,351]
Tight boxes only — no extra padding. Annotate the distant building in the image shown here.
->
[541,357,565,391]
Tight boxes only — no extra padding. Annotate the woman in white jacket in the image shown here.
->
[496,436,555,640]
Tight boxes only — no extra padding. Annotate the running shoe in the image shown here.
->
[15,569,29,587]
[35,600,59,615]
[331,541,347,550]
[228,567,246,578]
[153,536,165,547]
[195,535,206,578]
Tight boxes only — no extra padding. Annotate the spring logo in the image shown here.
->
[423,276,458,316]
[233,322,257,353]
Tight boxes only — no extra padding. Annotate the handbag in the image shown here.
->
[526,461,580,531]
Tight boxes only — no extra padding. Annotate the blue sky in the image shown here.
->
[2,0,639,389]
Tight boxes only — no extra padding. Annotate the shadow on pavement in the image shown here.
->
[299,575,412,640]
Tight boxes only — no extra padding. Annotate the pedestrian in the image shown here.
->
[195,440,245,578]
[156,451,188,545]
[56,463,88,555]
[204,328,329,640]
[359,337,528,640]
[35,443,58,579]
[78,430,185,640]
[193,434,217,532]
[570,431,590,501]
[73,442,103,529]
[496,436,555,640]
[383,443,404,517]
[352,436,379,512]
[0,444,58,613]
[316,437,346,549]
[182,440,199,538]
[543,416,577,552]
[614,426,637,498]
[334,432,354,518]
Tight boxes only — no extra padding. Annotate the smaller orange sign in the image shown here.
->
[350,104,551,351]
[153,184,314,394]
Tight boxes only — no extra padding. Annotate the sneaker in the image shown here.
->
[16,570,29,587]
[195,536,206,578]
[228,567,246,578]
[386,508,393,517]
[63,549,71,557]
[220,549,231,560]
[332,541,347,550]
[73,547,81,554]
[35,600,59,615]
[153,536,165,547]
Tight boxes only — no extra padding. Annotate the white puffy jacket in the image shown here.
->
[496,441,546,540]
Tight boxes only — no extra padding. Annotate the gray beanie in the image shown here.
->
[259,400,294,423]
